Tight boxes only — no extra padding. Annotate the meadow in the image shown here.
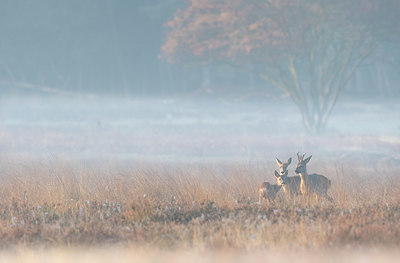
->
[0,158,399,252]
[0,97,399,261]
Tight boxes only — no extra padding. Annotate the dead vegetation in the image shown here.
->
[0,158,399,250]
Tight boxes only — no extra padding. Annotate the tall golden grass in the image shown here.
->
[0,157,399,250]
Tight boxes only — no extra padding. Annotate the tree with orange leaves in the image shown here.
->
[162,0,400,133]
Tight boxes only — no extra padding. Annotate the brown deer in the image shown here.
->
[295,152,333,202]
[275,157,292,174]
[258,181,282,204]
[274,170,301,199]
[275,157,301,199]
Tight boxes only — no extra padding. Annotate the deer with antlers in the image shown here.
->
[295,153,333,202]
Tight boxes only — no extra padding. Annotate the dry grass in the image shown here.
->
[0,157,399,251]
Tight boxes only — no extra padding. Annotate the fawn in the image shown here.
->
[258,181,282,204]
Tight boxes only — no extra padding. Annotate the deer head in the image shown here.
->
[275,169,289,186]
[275,157,292,175]
[295,152,312,174]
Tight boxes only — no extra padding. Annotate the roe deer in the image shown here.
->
[274,170,301,199]
[276,157,291,175]
[295,152,333,202]
[258,182,282,204]
[257,157,290,204]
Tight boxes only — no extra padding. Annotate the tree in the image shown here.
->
[161,0,400,133]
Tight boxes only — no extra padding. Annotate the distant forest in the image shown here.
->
[0,0,399,97]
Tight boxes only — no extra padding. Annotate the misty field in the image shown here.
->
[0,158,399,251]
[1,0,400,261]
[1,97,399,161]
[0,97,399,261]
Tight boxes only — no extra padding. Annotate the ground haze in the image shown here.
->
[0,0,399,262]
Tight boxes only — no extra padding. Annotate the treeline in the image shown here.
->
[0,0,398,97]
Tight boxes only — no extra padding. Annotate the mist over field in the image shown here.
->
[0,95,399,164]
[0,0,400,262]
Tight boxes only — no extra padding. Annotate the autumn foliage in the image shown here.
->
[162,0,400,133]
[163,0,399,63]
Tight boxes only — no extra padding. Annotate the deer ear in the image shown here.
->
[276,158,282,166]
[287,157,292,165]
[304,155,312,163]
[274,170,280,177]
